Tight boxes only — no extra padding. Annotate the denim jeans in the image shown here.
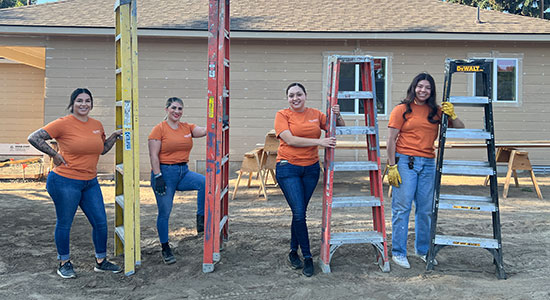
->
[391,152,435,257]
[151,163,205,243]
[46,171,108,261]
[275,161,320,258]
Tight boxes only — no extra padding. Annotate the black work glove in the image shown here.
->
[154,174,166,195]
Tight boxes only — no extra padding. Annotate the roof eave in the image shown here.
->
[1,25,550,42]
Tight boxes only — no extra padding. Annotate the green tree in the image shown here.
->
[445,0,549,19]
[0,0,37,9]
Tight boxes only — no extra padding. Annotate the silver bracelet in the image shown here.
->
[154,172,162,178]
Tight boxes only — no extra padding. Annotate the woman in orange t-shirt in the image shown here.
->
[386,73,464,269]
[274,82,345,277]
[28,88,123,279]
[148,97,207,264]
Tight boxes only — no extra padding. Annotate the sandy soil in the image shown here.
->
[0,172,549,300]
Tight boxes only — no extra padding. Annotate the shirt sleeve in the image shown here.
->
[188,123,197,132]
[42,117,65,139]
[274,110,290,137]
[148,123,163,140]
[388,104,406,130]
[320,110,328,131]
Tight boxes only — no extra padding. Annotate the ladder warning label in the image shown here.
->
[452,241,481,247]
[124,131,132,150]
[124,101,132,129]
[209,97,215,118]
[453,205,481,210]
[456,65,483,72]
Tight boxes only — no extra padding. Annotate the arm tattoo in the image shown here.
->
[102,134,118,155]
[28,129,58,157]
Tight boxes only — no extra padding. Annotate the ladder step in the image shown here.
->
[335,126,376,135]
[434,235,499,248]
[333,161,378,172]
[439,199,496,212]
[115,226,125,244]
[330,231,384,245]
[223,58,230,67]
[337,91,373,99]
[220,186,228,200]
[115,163,124,175]
[223,88,229,98]
[445,128,492,139]
[221,154,229,167]
[449,96,489,106]
[115,34,121,42]
[115,100,123,107]
[219,215,228,233]
[331,196,380,208]
[222,125,229,132]
[115,195,124,209]
[442,160,494,176]
[115,68,122,75]
[440,194,492,202]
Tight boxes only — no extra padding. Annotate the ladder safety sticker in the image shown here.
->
[452,241,481,247]
[456,65,483,72]
[453,205,481,210]
[124,131,132,150]
[209,97,215,118]
[124,101,132,129]
[208,63,216,78]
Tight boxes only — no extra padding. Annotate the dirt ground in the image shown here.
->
[0,171,549,300]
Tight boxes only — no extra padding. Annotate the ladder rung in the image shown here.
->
[223,58,230,67]
[115,68,122,75]
[335,56,372,63]
[449,96,489,105]
[434,235,499,249]
[439,200,496,212]
[331,196,380,208]
[115,163,124,175]
[337,91,373,99]
[115,195,124,209]
[442,160,494,176]
[223,88,229,98]
[221,154,229,166]
[333,161,378,172]
[115,101,123,107]
[115,226,125,244]
[445,128,492,139]
[224,29,229,39]
[222,125,229,132]
[335,126,375,135]
[330,231,383,245]
[115,34,121,42]
[219,215,228,233]
[220,186,228,200]
[440,194,492,202]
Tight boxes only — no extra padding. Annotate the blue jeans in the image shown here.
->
[151,163,205,243]
[276,161,320,258]
[46,172,108,261]
[391,153,435,257]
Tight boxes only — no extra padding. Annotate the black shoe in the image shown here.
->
[196,214,204,234]
[161,243,176,265]
[302,258,314,277]
[287,250,303,269]
[57,261,76,279]
[94,259,122,273]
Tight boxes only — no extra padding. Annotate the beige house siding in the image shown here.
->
[1,35,548,178]
[0,62,45,143]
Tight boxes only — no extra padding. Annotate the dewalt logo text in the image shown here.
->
[456,65,483,72]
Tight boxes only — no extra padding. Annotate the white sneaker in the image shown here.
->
[392,255,410,269]
[416,254,438,266]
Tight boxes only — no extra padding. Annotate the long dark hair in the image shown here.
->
[165,97,183,108]
[286,82,307,96]
[400,73,439,124]
[67,88,93,113]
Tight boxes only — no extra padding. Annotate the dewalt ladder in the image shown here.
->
[426,58,506,279]
[113,0,140,276]
[203,0,230,273]
[320,55,390,273]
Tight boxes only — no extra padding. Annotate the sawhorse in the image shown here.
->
[485,147,543,199]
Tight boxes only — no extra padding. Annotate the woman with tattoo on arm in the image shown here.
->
[28,88,123,279]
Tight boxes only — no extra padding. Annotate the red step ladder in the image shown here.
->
[319,55,390,273]
[203,0,230,273]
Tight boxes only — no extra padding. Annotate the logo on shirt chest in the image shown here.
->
[184,133,192,138]
[308,119,319,123]
[92,130,101,134]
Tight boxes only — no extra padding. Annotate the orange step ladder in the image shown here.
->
[203,0,230,273]
[319,55,390,273]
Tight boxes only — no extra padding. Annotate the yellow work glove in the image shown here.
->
[441,102,457,120]
[387,164,402,188]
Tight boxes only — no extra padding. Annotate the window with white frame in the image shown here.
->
[338,57,387,115]
[473,58,518,102]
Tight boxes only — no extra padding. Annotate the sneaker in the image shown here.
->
[302,258,314,277]
[196,214,204,234]
[57,261,76,279]
[161,245,176,265]
[416,253,438,266]
[392,255,411,269]
[287,250,303,269]
[94,259,122,273]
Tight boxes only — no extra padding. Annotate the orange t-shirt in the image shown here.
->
[388,103,449,158]
[274,108,327,166]
[148,121,197,164]
[43,115,106,180]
